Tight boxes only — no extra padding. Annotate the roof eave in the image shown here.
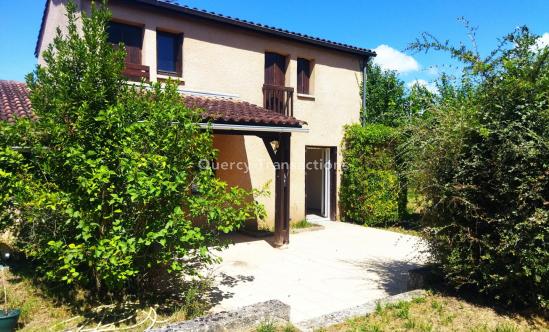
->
[35,0,377,58]
[35,0,50,58]
[199,123,309,133]
[129,0,376,58]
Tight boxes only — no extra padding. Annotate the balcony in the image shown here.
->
[123,62,150,82]
[263,84,294,117]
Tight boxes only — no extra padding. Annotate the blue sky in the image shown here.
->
[1,0,548,90]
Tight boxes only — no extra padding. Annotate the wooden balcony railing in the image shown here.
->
[263,84,294,117]
[123,62,150,82]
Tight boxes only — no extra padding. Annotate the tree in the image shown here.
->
[361,64,407,127]
[407,83,435,118]
[2,1,265,296]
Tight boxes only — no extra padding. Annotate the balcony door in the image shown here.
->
[265,52,286,86]
[264,52,287,113]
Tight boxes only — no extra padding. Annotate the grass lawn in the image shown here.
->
[1,263,210,331]
[320,292,548,332]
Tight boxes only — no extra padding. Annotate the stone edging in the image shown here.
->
[151,290,426,332]
[150,300,290,332]
[294,289,427,331]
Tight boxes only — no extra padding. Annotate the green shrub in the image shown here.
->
[340,123,406,226]
[1,2,265,296]
[407,27,549,309]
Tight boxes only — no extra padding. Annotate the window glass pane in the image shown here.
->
[157,32,178,73]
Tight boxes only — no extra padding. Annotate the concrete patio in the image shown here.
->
[207,219,429,323]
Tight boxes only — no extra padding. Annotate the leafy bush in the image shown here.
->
[1,2,264,295]
[407,27,549,309]
[340,123,406,226]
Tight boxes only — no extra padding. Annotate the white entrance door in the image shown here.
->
[321,148,331,218]
[306,147,331,219]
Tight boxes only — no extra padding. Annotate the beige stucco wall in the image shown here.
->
[38,0,75,65]
[37,0,364,226]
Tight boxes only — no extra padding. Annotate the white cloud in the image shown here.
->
[406,79,438,94]
[372,44,420,73]
[532,32,549,51]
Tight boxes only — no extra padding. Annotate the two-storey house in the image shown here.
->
[9,0,376,246]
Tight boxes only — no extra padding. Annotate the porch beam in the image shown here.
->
[262,137,277,164]
[273,133,291,246]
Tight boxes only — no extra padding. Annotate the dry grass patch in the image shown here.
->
[379,226,422,237]
[0,264,210,331]
[321,293,548,332]
[254,320,299,332]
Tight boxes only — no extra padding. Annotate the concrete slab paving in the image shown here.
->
[207,220,429,323]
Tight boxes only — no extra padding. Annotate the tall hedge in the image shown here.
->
[340,123,406,226]
[408,27,549,309]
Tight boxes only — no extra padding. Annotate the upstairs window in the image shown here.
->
[297,58,311,94]
[107,21,143,64]
[157,31,183,76]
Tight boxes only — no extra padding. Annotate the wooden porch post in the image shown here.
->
[273,133,291,246]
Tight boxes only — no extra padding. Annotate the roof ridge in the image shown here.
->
[35,0,375,58]
[151,0,374,56]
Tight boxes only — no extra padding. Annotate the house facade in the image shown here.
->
[32,0,375,245]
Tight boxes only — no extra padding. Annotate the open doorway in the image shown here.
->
[305,146,336,220]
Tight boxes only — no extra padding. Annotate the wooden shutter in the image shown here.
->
[297,58,310,94]
[107,22,143,65]
[265,52,286,86]
[175,34,184,76]
[126,45,142,65]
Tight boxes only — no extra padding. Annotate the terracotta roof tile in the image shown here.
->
[0,80,305,128]
[0,80,35,123]
[184,95,305,127]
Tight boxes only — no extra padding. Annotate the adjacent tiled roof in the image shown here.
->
[36,0,376,58]
[0,80,305,128]
[0,81,35,123]
[185,95,305,127]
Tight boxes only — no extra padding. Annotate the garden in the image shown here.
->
[0,1,547,331]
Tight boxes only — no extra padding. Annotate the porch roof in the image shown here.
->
[0,80,305,129]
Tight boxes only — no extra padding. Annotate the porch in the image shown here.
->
[209,220,428,323]
[185,93,308,246]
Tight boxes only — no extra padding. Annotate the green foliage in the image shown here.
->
[407,26,549,310]
[361,64,408,127]
[340,123,407,226]
[361,63,437,127]
[1,1,265,295]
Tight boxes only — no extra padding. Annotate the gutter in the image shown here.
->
[199,123,309,133]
